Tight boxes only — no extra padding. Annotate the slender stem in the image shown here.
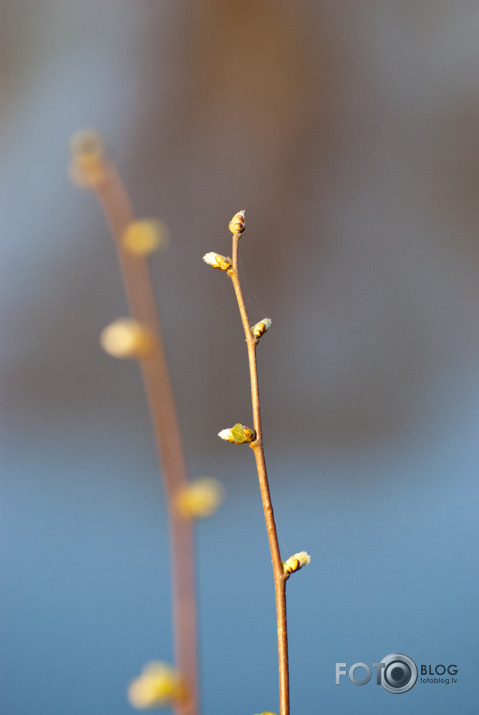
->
[229,233,290,715]
[93,159,198,715]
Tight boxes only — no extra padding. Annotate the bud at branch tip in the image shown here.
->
[228,210,246,235]
[68,129,106,188]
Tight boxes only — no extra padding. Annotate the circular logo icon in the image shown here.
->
[379,653,418,694]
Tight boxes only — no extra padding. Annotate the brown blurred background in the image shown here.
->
[4,1,479,453]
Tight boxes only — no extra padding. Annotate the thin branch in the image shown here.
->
[228,221,290,715]
[92,158,198,715]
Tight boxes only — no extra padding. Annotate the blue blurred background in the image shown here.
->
[2,1,479,713]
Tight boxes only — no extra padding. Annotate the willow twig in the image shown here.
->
[227,213,290,715]
[70,135,198,715]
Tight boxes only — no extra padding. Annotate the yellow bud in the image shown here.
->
[100,319,156,359]
[251,318,272,339]
[68,129,106,188]
[228,210,246,235]
[175,478,224,520]
[218,423,256,444]
[122,219,169,256]
[282,551,311,575]
[128,662,187,709]
[202,252,232,271]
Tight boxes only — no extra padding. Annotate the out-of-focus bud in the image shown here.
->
[122,219,169,256]
[218,423,256,444]
[100,318,156,359]
[228,210,246,235]
[175,478,224,520]
[128,662,187,710]
[68,129,106,188]
[251,318,272,339]
[70,129,104,158]
[202,252,232,271]
[282,551,311,575]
